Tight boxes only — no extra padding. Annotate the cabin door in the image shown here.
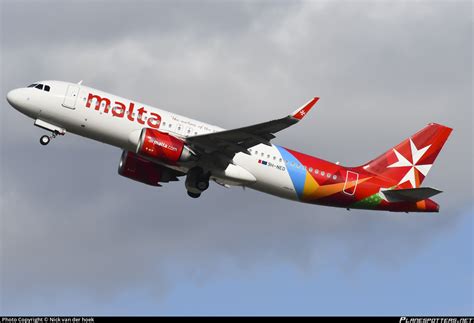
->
[63,85,80,109]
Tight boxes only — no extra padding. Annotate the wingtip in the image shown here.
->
[291,97,319,120]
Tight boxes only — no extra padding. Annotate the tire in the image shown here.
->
[40,135,50,145]
[196,180,209,191]
[187,191,201,198]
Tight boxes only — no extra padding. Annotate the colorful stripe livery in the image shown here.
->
[274,124,452,212]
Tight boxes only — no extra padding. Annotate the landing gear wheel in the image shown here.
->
[196,180,209,191]
[40,135,50,145]
[187,191,201,198]
[185,167,210,195]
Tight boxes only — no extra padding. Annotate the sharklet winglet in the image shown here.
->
[290,97,319,121]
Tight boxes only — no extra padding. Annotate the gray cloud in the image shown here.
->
[1,0,472,314]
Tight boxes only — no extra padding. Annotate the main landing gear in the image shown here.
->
[185,167,210,198]
[39,131,59,146]
[187,191,202,199]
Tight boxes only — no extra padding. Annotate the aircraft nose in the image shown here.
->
[6,88,22,108]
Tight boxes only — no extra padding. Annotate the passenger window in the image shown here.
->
[309,167,313,172]
[44,85,50,92]
[315,169,319,174]
[162,122,166,126]
[35,84,43,90]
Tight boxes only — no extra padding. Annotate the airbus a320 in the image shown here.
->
[6,81,453,212]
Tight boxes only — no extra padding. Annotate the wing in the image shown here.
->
[185,97,319,162]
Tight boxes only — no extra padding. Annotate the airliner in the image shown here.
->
[6,80,452,212]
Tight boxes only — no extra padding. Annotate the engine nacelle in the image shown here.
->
[136,128,193,164]
[118,150,168,186]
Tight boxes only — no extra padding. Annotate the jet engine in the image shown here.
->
[118,150,175,186]
[136,128,194,164]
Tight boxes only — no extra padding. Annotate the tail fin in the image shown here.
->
[361,123,453,188]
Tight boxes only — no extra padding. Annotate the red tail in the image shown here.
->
[360,123,453,188]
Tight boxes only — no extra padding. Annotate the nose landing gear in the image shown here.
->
[34,119,66,146]
[39,135,50,145]
[39,131,59,146]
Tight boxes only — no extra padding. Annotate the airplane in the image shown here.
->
[6,80,453,212]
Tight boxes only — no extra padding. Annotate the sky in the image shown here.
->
[0,0,472,316]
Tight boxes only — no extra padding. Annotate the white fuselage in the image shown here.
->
[7,80,299,200]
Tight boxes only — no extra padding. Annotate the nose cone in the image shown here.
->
[6,88,22,109]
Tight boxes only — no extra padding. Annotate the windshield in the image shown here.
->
[27,83,50,92]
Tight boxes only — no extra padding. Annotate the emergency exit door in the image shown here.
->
[343,170,359,195]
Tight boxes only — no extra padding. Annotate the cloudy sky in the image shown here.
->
[1,0,472,315]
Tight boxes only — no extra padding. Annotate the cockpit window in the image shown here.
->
[28,83,51,92]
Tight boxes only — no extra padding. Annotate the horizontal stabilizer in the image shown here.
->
[381,187,442,203]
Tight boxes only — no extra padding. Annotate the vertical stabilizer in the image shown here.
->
[361,123,452,188]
